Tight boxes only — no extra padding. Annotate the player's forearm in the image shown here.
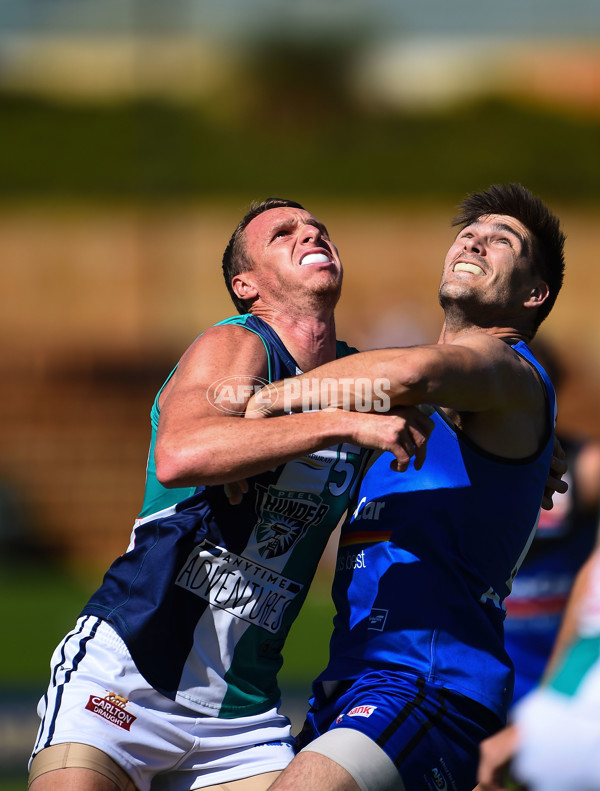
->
[256,343,519,416]
[254,349,425,415]
[154,410,357,487]
[255,347,458,416]
[477,724,520,791]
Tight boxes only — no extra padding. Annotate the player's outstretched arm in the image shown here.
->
[250,334,549,461]
[154,325,433,487]
[251,335,540,416]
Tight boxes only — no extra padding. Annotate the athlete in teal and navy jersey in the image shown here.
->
[81,314,367,717]
[29,199,431,791]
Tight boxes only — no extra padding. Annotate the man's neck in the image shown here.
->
[250,305,338,372]
[437,319,531,345]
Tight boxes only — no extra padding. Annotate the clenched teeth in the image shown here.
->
[300,253,331,266]
[454,262,484,275]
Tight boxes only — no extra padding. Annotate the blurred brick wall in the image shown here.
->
[2,203,599,570]
[2,359,163,565]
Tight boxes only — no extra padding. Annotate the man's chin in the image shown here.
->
[308,280,342,309]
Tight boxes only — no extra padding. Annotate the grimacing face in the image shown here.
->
[439,213,542,317]
[234,207,343,307]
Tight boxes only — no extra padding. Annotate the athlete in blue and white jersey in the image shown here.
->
[287,343,555,791]
[29,199,429,791]
[263,184,567,791]
[320,342,555,715]
[295,342,555,791]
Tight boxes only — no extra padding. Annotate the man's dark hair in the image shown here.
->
[222,198,306,314]
[452,183,566,329]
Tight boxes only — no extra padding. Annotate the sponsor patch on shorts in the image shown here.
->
[85,692,137,730]
[423,757,457,791]
[336,704,377,723]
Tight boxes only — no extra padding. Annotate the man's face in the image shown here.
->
[439,213,538,316]
[240,207,343,307]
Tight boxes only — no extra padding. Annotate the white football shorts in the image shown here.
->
[30,616,295,791]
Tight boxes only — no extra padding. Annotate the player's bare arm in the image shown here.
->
[250,334,547,458]
[155,324,433,486]
[256,335,538,413]
[155,324,348,486]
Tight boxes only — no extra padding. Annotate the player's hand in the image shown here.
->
[542,435,568,510]
[351,405,435,472]
[245,394,434,471]
[477,724,521,791]
[224,479,249,505]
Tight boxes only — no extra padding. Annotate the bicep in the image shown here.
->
[386,339,541,413]
[159,325,270,427]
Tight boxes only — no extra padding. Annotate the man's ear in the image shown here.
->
[232,272,259,302]
[525,280,550,308]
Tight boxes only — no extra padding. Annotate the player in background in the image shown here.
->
[478,544,600,791]
[503,336,600,706]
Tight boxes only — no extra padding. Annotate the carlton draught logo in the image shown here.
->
[85,692,137,730]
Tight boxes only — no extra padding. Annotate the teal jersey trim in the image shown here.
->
[137,315,355,519]
[546,635,600,697]
[138,316,273,518]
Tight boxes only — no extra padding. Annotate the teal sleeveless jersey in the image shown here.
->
[83,315,369,717]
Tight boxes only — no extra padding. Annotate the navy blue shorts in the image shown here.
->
[297,670,503,791]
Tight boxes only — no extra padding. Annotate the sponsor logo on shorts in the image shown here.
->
[431,767,447,790]
[255,741,295,750]
[345,704,377,719]
[85,692,137,731]
[423,758,457,791]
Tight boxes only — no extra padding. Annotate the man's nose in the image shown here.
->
[464,235,483,254]
[301,224,321,244]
